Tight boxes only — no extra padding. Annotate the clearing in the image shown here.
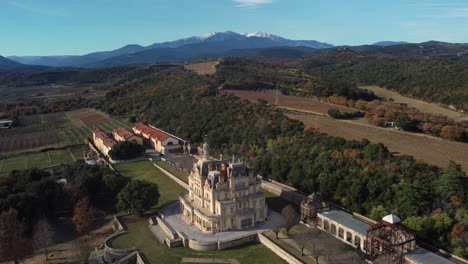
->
[225,90,356,115]
[360,85,468,122]
[287,112,468,172]
[184,61,220,75]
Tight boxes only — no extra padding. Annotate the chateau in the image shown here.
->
[179,143,267,233]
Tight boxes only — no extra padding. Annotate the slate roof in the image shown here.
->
[318,209,370,236]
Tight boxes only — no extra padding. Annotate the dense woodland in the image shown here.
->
[302,49,468,111]
[216,57,377,101]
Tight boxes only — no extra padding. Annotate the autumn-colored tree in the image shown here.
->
[33,216,54,261]
[0,209,32,264]
[440,125,464,141]
[354,100,368,110]
[72,197,96,233]
[451,223,467,239]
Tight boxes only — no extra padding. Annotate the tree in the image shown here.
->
[108,141,146,160]
[394,113,414,131]
[33,216,54,261]
[436,161,465,202]
[272,226,281,239]
[281,205,298,236]
[72,197,95,233]
[0,209,32,264]
[440,125,464,141]
[369,205,389,221]
[117,180,159,215]
[328,109,342,119]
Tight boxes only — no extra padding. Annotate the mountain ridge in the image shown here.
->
[8,31,333,67]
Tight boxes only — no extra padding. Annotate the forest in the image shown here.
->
[302,49,468,111]
[98,64,468,257]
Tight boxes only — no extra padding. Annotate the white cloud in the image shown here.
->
[232,0,274,8]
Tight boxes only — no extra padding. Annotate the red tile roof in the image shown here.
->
[113,128,136,140]
[93,129,111,141]
[132,123,171,142]
[103,140,117,148]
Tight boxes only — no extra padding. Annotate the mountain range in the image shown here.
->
[7,31,333,68]
[3,31,468,72]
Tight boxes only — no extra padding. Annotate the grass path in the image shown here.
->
[360,85,468,122]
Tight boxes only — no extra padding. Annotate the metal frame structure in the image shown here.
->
[300,193,326,223]
[366,221,417,264]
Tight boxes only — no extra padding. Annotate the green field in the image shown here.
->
[110,218,286,264]
[155,160,189,183]
[0,145,85,175]
[360,85,468,122]
[113,161,287,264]
[115,161,187,207]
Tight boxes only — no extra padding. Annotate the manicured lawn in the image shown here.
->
[27,152,51,168]
[69,145,86,160]
[155,160,188,183]
[49,149,74,165]
[110,217,286,264]
[115,161,187,207]
[1,155,27,173]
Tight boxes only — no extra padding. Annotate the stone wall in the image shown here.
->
[104,232,137,263]
[113,216,125,232]
[260,178,306,205]
[113,251,147,264]
[217,233,258,250]
[156,217,177,240]
[187,239,219,251]
[258,233,304,264]
[154,164,189,190]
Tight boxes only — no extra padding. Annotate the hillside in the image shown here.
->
[93,65,466,256]
[9,31,333,68]
[0,56,50,73]
[302,49,468,110]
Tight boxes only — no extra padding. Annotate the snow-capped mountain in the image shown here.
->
[9,31,334,67]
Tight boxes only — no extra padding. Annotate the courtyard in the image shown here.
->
[159,201,286,243]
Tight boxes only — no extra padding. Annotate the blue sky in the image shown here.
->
[1,0,468,56]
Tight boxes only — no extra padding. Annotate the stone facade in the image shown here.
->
[92,129,117,156]
[179,143,267,233]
